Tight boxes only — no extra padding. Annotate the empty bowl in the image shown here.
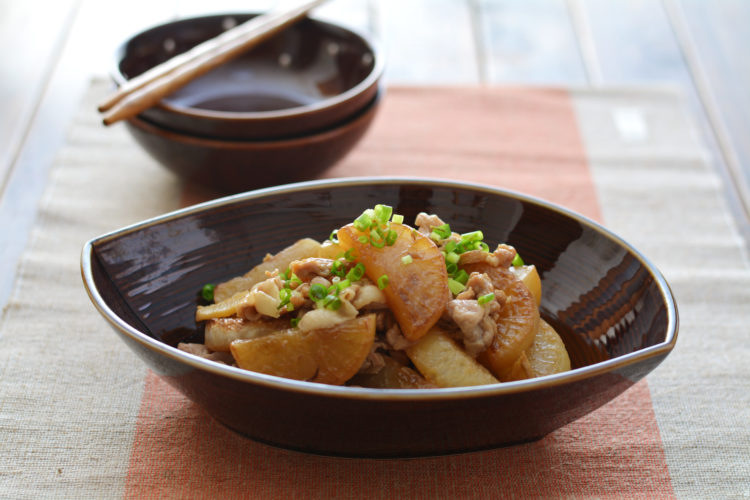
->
[123,90,380,193]
[81,178,678,457]
[112,13,384,140]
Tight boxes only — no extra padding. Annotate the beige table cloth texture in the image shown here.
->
[0,79,748,499]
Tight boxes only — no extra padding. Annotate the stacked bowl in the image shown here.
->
[112,13,384,194]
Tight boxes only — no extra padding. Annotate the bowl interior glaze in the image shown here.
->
[114,14,383,139]
[82,179,678,457]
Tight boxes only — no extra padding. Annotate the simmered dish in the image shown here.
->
[180,205,570,388]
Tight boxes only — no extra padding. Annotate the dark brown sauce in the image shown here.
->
[187,93,306,112]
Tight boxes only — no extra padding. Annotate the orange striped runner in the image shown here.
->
[130,87,673,498]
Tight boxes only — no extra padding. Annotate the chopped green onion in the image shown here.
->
[370,227,385,248]
[512,253,525,267]
[461,230,484,243]
[344,249,356,262]
[445,251,460,265]
[448,279,466,295]
[278,288,292,308]
[392,214,404,224]
[478,242,490,252]
[445,262,458,275]
[385,229,398,246]
[329,229,339,242]
[478,292,495,305]
[401,255,413,265]
[309,283,327,301]
[346,262,365,282]
[433,223,451,239]
[374,204,392,224]
[336,279,351,292]
[454,269,469,285]
[324,295,342,310]
[377,274,389,289]
[370,237,385,248]
[290,317,300,328]
[280,268,291,280]
[353,209,375,231]
[358,235,369,244]
[444,240,458,253]
[201,283,215,302]
[331,260,346,277]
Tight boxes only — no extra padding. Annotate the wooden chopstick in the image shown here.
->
[98,0,329,126]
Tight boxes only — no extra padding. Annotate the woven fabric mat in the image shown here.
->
[0,79,748,499]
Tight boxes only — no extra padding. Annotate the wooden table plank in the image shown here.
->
[0,0,80,194]
[375,0,480,84]
[668,0,750,227]
[0,0,178,310]
[574,0,750,244]
[476,0,587,84]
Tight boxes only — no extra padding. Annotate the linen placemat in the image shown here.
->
[0,80,748,499]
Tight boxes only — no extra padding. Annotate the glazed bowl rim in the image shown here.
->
[111,12,385,122]
[81,177,678,401]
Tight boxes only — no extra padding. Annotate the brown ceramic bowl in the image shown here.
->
[123,90,379,193]
[113,13,383,140]
[81,178,678,457]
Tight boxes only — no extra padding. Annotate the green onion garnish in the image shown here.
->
[331,260,346,277]
[392,214,404,224]
[346,262,365,282]
[433,224,451,239]
[324,295,342,310]
[336,279,351,293]
[374,204,392,224]
[448,279,466,295]
[370,236,385,248]
[454,269,469,285]
[309,283,327,301]
[278,288,292,308]
[358,235,369,244]
[401,255,413,265]
[445,251,460,265]
[201,283,215,302]
[478,292,495,305]
[329,229,339,242]
[385,229,398,246]
[377,274,389,289]
[461,230,483,243]
[290,317,300,328]
[353,209,375,231]
[370,227,385,248]
[445,262,458,275]
[344,249,356,262]
[512,253,525,267]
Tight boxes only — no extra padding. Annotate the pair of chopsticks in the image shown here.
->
[98,0,329,126]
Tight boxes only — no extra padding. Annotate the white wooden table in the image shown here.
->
[2,0,749,312]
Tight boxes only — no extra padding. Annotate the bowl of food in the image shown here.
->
[81,178,678,457]
[123,90,380,194]
[112,13,383,140]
